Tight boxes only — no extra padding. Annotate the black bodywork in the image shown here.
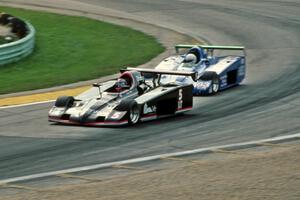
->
[48,69,195,126]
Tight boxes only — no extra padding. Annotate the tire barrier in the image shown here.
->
[0,14,35,66]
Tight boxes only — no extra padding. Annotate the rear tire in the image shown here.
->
[55,96,74,108]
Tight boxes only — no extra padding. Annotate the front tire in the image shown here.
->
[200,72,220,94]
[55,96,74,108]
[128,103,140,125]
[211,74,219,94]
[115,99,140,125]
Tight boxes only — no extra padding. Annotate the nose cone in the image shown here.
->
[193,81,212,95]
[68,106,96,123]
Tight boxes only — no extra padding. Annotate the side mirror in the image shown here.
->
[93,83,102,99]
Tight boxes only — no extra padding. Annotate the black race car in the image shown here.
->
[48,68,196,126]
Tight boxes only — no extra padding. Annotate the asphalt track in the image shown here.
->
[0,0,299,180]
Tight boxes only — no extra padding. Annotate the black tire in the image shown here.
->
[199,71,220,94]
[115,99,140,125]
[55,96,75,108]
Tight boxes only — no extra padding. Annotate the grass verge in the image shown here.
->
[0,6,164,94]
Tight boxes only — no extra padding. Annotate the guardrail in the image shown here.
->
[0,22,35,66]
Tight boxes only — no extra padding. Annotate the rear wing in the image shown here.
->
[175,44,246,56]
[121,67,198,81]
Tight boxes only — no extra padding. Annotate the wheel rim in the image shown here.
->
[129,106,140,124]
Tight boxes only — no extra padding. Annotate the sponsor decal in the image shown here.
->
[220,75,227,87]
[194,81,210,89]
[143,103,156,114]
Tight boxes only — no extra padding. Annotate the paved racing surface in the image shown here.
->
[0,0,299,179]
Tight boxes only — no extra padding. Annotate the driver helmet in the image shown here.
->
[116,78,130,91]
[183,53,197,64]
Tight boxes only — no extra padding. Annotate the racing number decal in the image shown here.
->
[111,112,121,119]
[178,89,183,109]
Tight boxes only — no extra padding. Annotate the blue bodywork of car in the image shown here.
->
[157,45,246,95]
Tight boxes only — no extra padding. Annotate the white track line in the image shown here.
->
[0,132,299,185]
[0,100,55,110]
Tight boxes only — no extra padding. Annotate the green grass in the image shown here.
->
[0,7,164,94]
